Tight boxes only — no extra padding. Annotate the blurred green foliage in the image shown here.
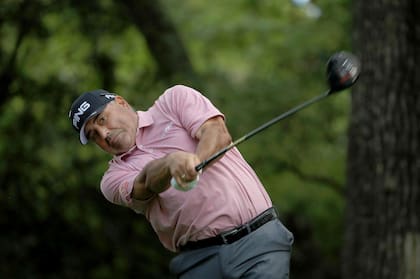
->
[0,0,351,278]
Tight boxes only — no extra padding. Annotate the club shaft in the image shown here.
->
[195,90,331,171]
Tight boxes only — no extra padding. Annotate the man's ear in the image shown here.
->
[114,96,129,107]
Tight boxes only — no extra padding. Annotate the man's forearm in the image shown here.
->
[131,157,172,200]
[195,117,232,163]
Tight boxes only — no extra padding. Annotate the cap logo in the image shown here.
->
[103,94,115,100]
[72,101,91,129]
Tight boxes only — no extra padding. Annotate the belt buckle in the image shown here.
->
[220,228,239,244]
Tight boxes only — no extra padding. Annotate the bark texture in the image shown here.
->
[344,1,420,278]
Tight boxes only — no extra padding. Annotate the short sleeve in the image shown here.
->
[155,85,224,138]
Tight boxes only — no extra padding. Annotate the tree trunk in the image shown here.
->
[343,1,420,278]
[119,0,196,81]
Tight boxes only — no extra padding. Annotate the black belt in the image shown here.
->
[180,207,278,251]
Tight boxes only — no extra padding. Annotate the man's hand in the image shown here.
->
[132,116,231,198]
[167,151,201,188]
[131,151,200,199]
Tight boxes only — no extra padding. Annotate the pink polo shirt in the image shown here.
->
[100,85,272,252]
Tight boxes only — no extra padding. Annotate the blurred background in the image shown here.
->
[1,0,418,278]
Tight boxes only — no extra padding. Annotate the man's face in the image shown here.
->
[83,96,138,155]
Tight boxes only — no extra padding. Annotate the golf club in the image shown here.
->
[195,51,360,171]
[171,51,360,191]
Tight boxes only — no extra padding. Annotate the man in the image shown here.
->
[69,85,293,278]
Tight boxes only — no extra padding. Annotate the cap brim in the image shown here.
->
[79,121,90,145]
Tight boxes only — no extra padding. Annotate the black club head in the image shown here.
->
[327,51,361,93]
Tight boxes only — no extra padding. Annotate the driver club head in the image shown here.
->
[327,51,361,94]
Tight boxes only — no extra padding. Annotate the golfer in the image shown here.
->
[69,85,293,278]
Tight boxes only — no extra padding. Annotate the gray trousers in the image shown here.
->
[169,219,294,279]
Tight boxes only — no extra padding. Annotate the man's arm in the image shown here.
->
[194,116,232,165]
[131,157,171,200]
[131,116,232,200]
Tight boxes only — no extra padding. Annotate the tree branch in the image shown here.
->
[118,0,196,80]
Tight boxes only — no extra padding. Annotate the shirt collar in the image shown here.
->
[136,110,154,129]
